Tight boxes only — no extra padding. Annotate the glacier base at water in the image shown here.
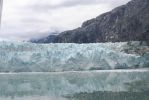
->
[0,41,148,100]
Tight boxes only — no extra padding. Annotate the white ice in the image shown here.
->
[0,41,148,72]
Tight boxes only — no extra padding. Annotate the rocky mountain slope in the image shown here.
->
[31,0,149,44]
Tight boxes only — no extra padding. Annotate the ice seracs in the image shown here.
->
[0,41,148,72]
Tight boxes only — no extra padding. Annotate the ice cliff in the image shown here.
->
[0,41,148,72]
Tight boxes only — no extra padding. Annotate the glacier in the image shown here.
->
[0,41,148,100]
[0,41,148,72]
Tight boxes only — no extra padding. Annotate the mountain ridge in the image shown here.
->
[31,0,149,44]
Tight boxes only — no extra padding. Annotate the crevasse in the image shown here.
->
[0,41,148,72]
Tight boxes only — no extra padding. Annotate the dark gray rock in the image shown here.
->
[30,34,58,43]
[32,0,149,44]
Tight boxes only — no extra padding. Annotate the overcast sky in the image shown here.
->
[0,0,130,40]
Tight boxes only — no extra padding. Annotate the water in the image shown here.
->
[0,69,148,100]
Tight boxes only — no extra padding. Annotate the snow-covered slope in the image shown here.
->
[0,41,148,72]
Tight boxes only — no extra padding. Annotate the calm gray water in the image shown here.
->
[0,69,148,100]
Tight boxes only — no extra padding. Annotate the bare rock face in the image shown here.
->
[31,0,149,44]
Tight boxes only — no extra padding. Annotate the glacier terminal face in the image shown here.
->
[0,41,148,100]
[0,41,148,72]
